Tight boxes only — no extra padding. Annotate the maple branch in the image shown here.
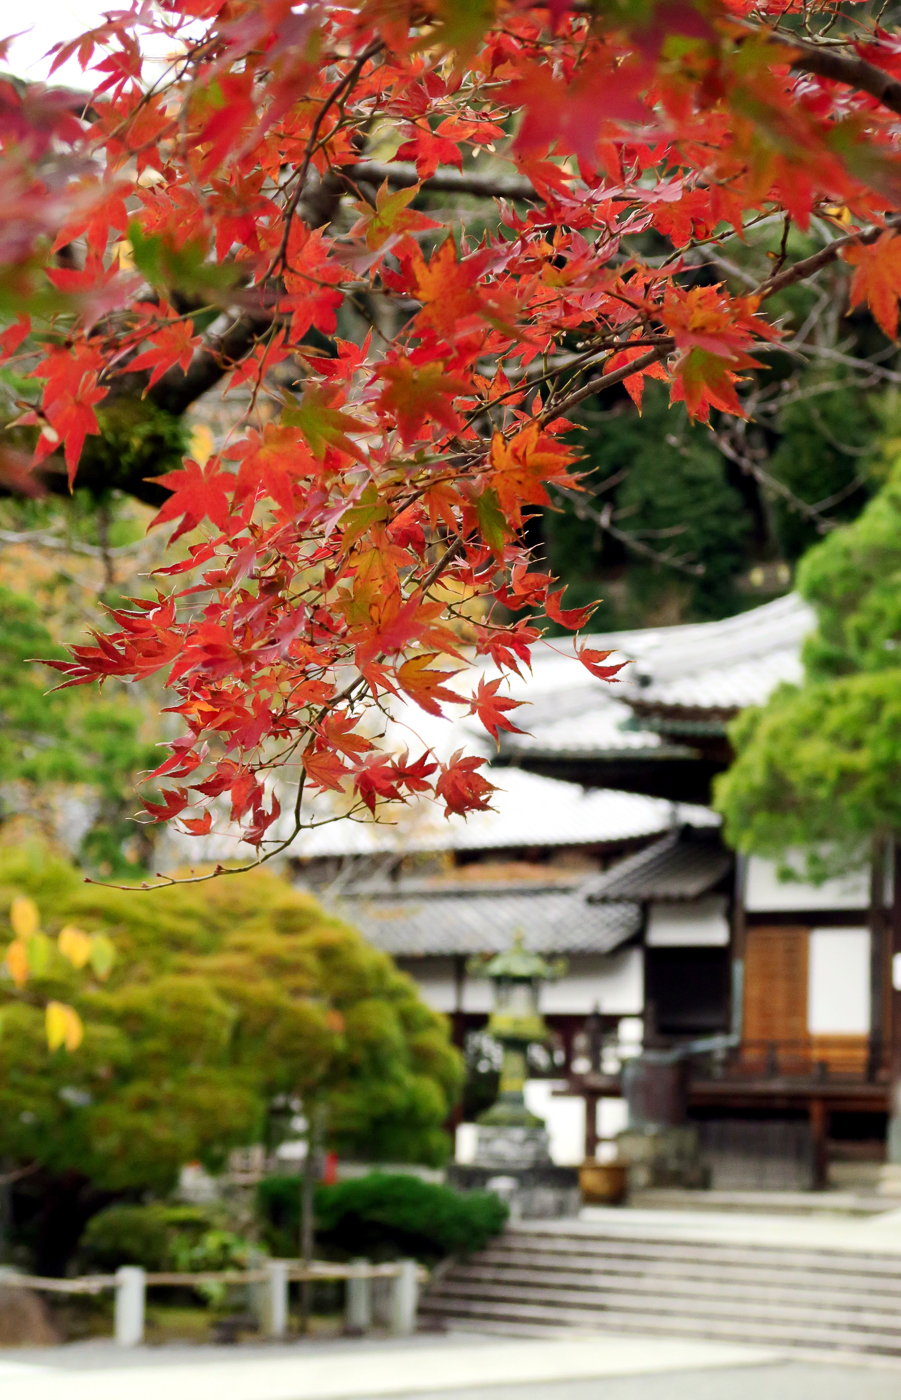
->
[419,534,466,593]
[351,161,536,201]
[548,342,674,418]
[768,30,901,119]
[552,485,705,577]
[146,311,276,418]
[754,214,901,300]
[707,422,838,530]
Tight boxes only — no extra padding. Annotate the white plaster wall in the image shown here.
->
[596,1097,628,1162]
[808,927,871,1035]
[461,976,494,1014]
[396,956,457,1013]
[745,856,869,911]
[539,948,644,1015]
[524,1079,585,1166]
[647,896,729,947]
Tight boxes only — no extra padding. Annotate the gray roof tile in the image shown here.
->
[583,830,732,903]
[338,885,640,957]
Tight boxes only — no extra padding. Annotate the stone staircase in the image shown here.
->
[420,1219,901,1354]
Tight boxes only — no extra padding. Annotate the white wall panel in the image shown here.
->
[808,927,870,1034]
[647,896,729,946]
[524,1080,585,1165]
[539,948,644,1015]
[396,956,457,1013]
[745,857,868,912]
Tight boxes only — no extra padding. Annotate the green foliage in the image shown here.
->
[86,398,188,502]
[716,456,901,873]
[717,673,901,872]
[795,462,901,679]
[766,382,877,563]
[0,586,160,875]
[258,1172,508,1262]
[0,847,464,1208]
[79,1203,238,1273]
[544,387,750,628]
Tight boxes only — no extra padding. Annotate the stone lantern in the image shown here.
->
[447,934,580,1218]
[476,935,563,1143]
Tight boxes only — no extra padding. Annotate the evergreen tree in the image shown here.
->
[716,459,901,876]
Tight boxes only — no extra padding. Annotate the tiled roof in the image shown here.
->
[339,883,641,957]
[583,829,733,903]
[501,594,813,761]
[498,690,693,760]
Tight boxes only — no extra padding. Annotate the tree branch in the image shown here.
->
[350,161,536,201]
[776,31,901,118]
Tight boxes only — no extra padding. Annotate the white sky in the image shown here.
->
[6,0,134,87]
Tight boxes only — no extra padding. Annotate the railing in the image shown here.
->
[694,1037,883,1083]
[0,1258,422,1346]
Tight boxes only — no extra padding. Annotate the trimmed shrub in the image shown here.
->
[258,1172,508,1262]
[79,1203,251,1273]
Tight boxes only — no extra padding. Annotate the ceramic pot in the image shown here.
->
[579,1159,627,1205]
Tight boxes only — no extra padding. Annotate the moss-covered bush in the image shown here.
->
[0,847,463,1272]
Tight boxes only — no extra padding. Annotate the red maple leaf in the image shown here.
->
[395,124,464,179]
[845,232,901,340]
[576,643,626,682]
[148,458,235,542]
[127,319,202,390]
[436,750,497,817]
[469,675,527,745]
[545,586,598,631]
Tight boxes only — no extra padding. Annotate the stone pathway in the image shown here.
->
[0,1332,779,1400]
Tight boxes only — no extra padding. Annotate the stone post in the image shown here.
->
[345,1258,372,1333]
[389,1259,418,1336]
[114,1265,145,1346]
[265,1259,290,1338]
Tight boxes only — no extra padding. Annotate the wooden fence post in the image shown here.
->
[389,1260,418,1336]
[345,1259,371,1333]
[114,1266,145,1346]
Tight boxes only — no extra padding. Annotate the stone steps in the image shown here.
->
[420,1223,901,1354]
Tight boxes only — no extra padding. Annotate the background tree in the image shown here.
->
[0,844,462,1272]
[715,452,901,877]
[0,585,162,874]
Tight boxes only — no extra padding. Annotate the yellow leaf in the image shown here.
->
[26,932,52,978]
[59,926,93,970]
[10,897,39,940]
[89,934,115,981]
[4,941,28,989]
[46,1001,83,1053]
[189,423,214,467]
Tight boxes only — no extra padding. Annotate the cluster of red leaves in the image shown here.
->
[2,0,901,858]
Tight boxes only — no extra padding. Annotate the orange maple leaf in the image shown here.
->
[488,425,574,526]
[845,231,901,340]
[350,181,442,251]
[410,239,484,339]
[396,653,461,715]
[376,357,467,445]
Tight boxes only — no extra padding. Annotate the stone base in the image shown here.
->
[472,1124,551,1168]
[448,1162,581,1219]
[616,1125,708,1192]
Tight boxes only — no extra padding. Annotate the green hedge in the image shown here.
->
[79,1203,251,1273]
[258,1172,508,1263]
